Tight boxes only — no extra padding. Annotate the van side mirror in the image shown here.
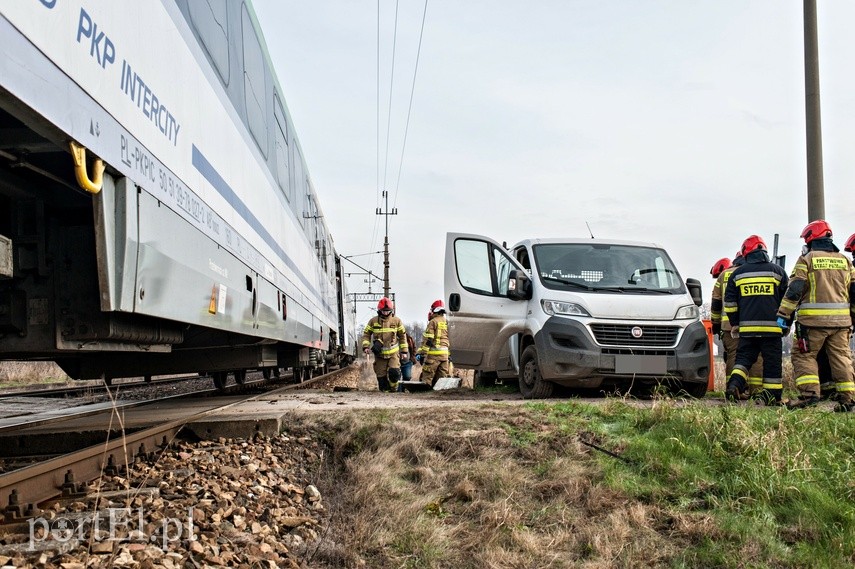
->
[508,270,532,300]
[686,278,702,306]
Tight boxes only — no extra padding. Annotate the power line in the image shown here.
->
[392,0,429,209]
[381,0,400,192]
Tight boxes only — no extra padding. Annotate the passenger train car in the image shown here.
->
[0,0,356,385]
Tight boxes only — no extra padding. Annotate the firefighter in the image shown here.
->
[712,254,765,396]
[361,297,408,392]
[724,235,789,405]
[777,221,855,411]
[417,299,450,387]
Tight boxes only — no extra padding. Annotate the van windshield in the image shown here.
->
[532,243,685,293]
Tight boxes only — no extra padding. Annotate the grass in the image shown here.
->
[0,360,70,389]
[292,397,855,569]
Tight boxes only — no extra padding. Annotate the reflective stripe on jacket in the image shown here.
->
[418,315,450,360]
[777,251,855,328]
[361,315,408,358]
[711,266,737,331]
[724,259,788,336]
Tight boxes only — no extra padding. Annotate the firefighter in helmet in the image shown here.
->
[710,253,764,395]
[361,297,408,392]
[417,299,450,387]
[777,221,855,411]
[724,235,789,405]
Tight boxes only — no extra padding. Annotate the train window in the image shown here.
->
[241,5,268,156]
[273,95,290,201]
[189,0,230,86]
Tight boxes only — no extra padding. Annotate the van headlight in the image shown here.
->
[675,304,699,320]
[542,300,590,317]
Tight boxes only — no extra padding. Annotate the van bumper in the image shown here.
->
[533,317,710,388]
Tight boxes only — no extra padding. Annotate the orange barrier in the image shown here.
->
[701,319,715,391]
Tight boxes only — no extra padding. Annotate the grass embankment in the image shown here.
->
[294,399,855,569]
[0,361,69,389]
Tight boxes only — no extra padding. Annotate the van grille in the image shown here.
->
[590,324,678,347]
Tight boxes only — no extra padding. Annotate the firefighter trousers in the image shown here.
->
[420,357,449,387]
[728,336,782,402]
[791,327,854,403]
[373,353,401,392]
[721,333,764,394]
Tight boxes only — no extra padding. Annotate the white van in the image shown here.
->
[444,233,710,398]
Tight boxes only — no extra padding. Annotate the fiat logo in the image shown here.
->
[631,326,643,338]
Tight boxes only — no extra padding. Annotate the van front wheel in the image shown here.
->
[519,346,554,399]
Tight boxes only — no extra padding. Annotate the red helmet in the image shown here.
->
[845,232,855,253]
[430,299,445,313]
[801,219,832,244]
[710,257,732,278]
[377,297,394,312]
[741,235,767,256]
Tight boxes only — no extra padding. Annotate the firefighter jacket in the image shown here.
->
[777,243,855,328]
[418,314,450,361]
[361,314,408,359]
[724,253,789,336]
[711,263,741,332]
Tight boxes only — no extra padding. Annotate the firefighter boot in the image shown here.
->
[388,368,402,393]
[833,393,855,413]
[725,377,747,402]
[757,389,782,406]
[377,375,390,392]
[786,395,821,410]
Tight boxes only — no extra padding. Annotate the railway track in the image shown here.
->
[0,366,350,525]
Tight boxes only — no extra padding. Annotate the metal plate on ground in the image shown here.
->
[614,355,667,374]
[433,377,462,390]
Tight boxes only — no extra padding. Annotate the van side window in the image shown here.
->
[454,238,519,297]
[455,240,492,294]
[494,248,514,296]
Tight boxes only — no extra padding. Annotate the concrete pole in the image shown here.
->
[804,0,825,221]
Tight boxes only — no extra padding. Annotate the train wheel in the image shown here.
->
[212,372,227,390]
[144,375,153,383]
[273,367,281,379]
[234,370,247,385]
[262,368,272,380]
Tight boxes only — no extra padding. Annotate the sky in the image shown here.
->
[252,0,855,326]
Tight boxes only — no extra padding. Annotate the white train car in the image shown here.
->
[0,0,352,384]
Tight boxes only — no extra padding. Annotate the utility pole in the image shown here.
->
[804,0,824,221]
[375,190,397,297]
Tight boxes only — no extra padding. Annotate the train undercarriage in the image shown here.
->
[0,100,347,388]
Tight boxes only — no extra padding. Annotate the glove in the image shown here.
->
[401,353,409,363]
[711,322,721,336]
[777,317,791,336]
[415,354,424,364]
[731,326,739,339]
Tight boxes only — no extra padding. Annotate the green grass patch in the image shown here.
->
[530,400,855,568]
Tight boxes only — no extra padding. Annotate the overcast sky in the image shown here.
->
[252,0,855,326]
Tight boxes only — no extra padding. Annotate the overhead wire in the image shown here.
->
[381,0,401,192]
[392,0,429,209]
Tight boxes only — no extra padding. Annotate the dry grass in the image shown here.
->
[293,407,702,569]
[0,360,69,388]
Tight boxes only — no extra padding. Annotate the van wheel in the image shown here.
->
[675,380,707,399]
[519,346,554,399]
[474,370,497,388]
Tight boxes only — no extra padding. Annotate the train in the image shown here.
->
[0,0,358,386]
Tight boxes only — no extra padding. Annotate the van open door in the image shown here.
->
[444,233,529,371]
